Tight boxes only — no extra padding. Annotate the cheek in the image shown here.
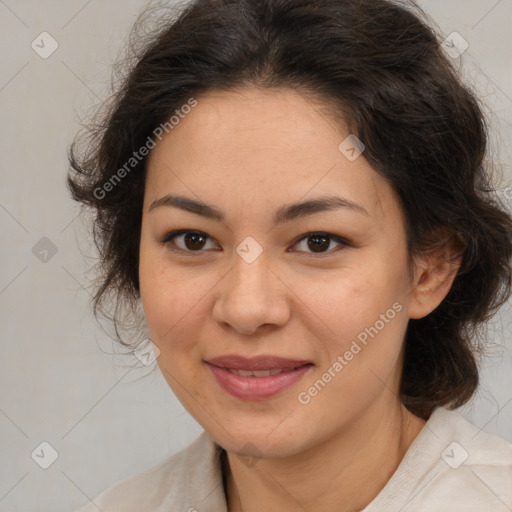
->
[298,260,404,332]
[139,242,185,340]
[138,243,217,351]
[138,247,211,402]
[294,254,409,377]
[295,272,408,417]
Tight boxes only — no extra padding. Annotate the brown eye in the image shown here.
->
[292,232,348,255]
[160,230,218,253]
[159,230,348,256]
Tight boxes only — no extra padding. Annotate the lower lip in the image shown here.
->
[206,363,313,400]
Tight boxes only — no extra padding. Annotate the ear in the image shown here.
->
[408,232,465,320]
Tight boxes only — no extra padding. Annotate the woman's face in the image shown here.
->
[139,86,419,458]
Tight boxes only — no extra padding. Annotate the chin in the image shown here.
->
[206,415,311,459]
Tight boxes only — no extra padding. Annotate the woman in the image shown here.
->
[68,0,512,510]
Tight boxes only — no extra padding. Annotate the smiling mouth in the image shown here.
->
[223,366,310,377]
[204,357,314,400]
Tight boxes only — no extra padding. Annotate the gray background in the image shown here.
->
[0,1,511,511]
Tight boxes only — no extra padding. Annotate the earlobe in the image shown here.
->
[408,235,464,320]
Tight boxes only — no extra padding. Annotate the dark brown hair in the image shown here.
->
[67,0,512,419]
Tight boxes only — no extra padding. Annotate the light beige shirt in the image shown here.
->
[75,406,512,511]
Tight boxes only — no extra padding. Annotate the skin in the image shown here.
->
[138,86,461,511]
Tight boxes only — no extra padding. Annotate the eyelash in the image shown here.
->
[159,229,350,257]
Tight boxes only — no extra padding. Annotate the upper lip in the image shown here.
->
[205,355,313,371]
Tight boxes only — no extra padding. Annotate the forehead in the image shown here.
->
[144,87,402,225]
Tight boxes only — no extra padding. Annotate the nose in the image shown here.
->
[212,253,291,336]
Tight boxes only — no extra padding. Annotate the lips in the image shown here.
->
[206,355,313,372]
[205,355,314,400]
[226,368,295,377]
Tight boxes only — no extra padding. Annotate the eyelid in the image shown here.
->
[289,232,350,256]
[159,229,220,254]
[159,229,350,255]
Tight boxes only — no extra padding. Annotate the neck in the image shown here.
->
[222,401,426,512]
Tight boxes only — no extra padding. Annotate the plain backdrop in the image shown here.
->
[0,1,511,511]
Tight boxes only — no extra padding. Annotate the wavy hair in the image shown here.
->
[67,0,512,419]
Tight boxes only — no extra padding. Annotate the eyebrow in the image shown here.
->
[148,194,369,223]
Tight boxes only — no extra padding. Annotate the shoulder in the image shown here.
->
[431,406,512,467]
[74,430,227,512]
[366,406,512,512]
[415,407,512,510]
